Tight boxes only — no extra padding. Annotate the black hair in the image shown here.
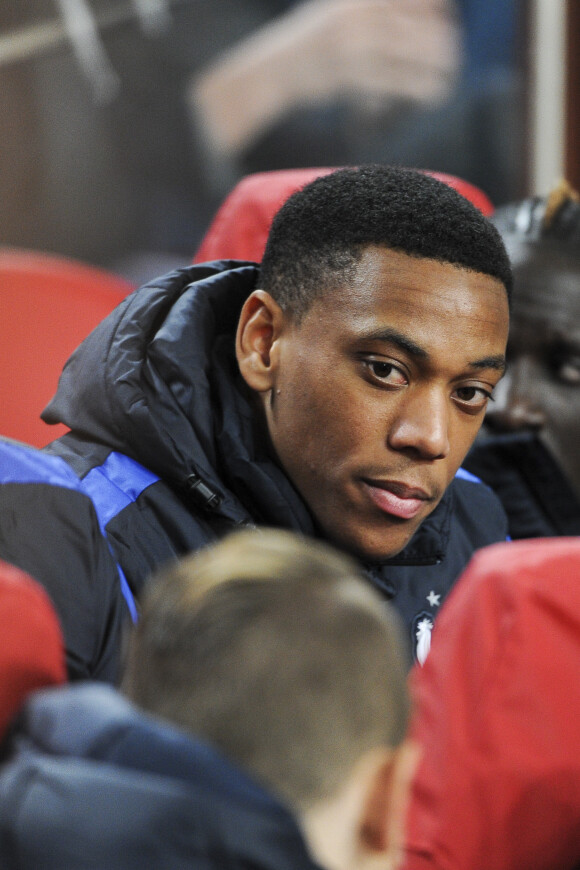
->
[492,180,580,247]
[259,164,512,319]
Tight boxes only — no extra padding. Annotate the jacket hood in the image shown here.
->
[0,684,318,870]
[43,262,308,526]
[44,262,251,484]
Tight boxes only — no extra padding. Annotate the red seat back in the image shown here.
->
[0,559,66,740]
[0,249,133,446]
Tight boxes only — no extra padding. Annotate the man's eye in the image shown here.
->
[551,344,580,384]
[453,386,492,411]
[365,360,407,386]
[557,358,580,384]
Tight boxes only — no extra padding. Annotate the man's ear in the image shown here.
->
[236,290,287,392]
[359,739,421,869]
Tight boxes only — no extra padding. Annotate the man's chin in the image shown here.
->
[326,521,420,566]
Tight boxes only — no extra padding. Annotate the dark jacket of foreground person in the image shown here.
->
[0,683,319,870]
[28,262,507,671]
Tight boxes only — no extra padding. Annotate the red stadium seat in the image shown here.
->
[0,559,66,740]
[0,249,133,446]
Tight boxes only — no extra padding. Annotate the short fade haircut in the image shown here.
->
[260,164,513,320]
[123,529,409,813]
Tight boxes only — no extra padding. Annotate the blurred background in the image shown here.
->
[0,1,575,282]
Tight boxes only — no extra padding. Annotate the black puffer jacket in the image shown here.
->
[0,684,319,870]
[465,431,580,539]
[21,262,507,669]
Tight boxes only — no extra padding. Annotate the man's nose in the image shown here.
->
[486,356,547,432]
[387,387,450,460]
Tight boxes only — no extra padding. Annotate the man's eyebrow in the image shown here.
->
[359,328,506,373]
[360,328,428,358]
[468,355,506,373]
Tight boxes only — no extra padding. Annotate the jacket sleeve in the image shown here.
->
[0,480,129,684]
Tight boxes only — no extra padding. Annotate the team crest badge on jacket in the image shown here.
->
[413,611,434,666]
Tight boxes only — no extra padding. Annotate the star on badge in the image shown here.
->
[426,590,441,607]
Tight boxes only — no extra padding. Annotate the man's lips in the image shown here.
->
[361,479,433,520]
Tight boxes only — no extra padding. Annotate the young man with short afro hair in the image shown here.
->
[2,164,511,674]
